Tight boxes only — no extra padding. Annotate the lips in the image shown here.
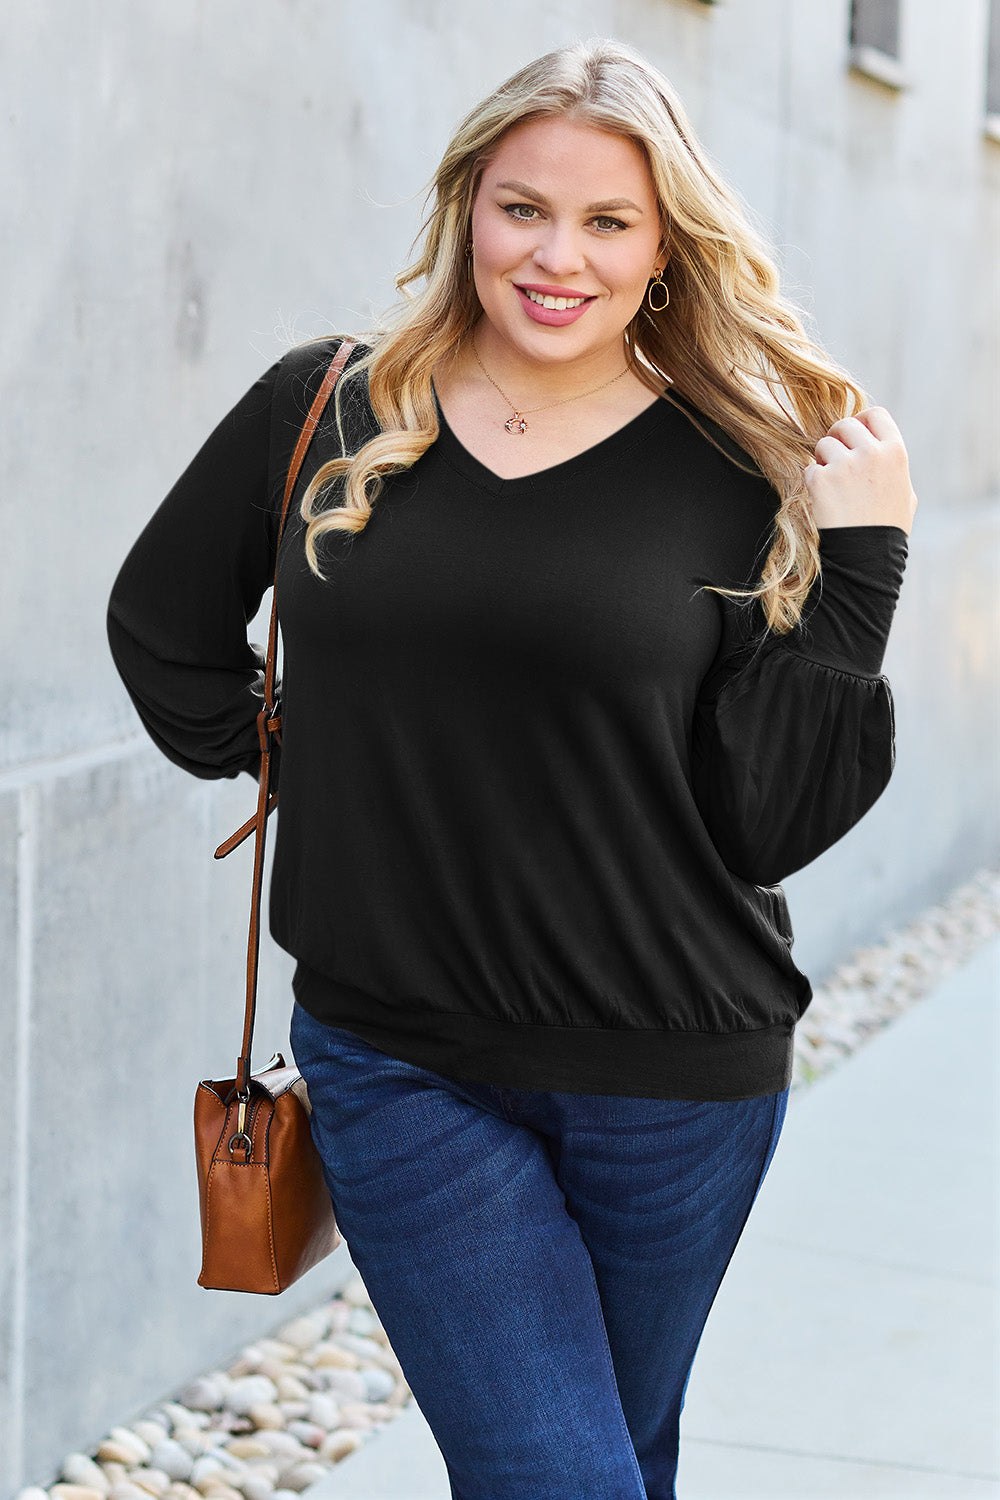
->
[514,284,596,327]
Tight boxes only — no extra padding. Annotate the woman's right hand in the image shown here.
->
[803,407,918,535]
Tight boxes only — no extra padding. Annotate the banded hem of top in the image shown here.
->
[291,963,794,1102]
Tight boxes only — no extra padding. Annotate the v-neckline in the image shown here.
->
[431,386,672,498]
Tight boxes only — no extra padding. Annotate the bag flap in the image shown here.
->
[198,1056,303,1105]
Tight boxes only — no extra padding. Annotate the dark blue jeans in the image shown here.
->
[290,1002,788,1500]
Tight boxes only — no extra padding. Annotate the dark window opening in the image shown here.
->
[987,0,1000,117]
[850,0,901,60]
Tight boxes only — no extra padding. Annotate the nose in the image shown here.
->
[531,220,587,278]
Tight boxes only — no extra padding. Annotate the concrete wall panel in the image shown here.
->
[11,751,355,1479]
[0,791,24,1490]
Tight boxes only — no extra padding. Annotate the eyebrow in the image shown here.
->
[494,180,644,214]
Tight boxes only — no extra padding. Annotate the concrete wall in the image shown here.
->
[2,0,997,1487]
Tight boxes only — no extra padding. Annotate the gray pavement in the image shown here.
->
[306,937,1000,1499]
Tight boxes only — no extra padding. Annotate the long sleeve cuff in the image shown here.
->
[788,525,909,677]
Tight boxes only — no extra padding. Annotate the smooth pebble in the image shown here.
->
[360,1368,397,1403]
[326,1302,350,1334]
[181,1376,229,1414]
[133,1421,170,1446]
[61,1459,110,1495]
[256,1433,307,1462]
[254,1340,299,1363]
[276,1466,326,1495]
[305,1394,339,1430]
[341,1344,397,1375]
[240,1466,279,1488]
[332,1333,383,1360]
[345,1308,378,1337]
[50,1489,105,1500]
[245,1403,284,1432]
[320,1370,366,1403]
[162,1405,210,1431]
[105,1432,153,1465]
[285,1423,323,1450]
[127,1471,170,1498]
[237,1482,274,1500]
[277,1402,308,1422]
[338,1275,372,1308]
[225,1345,264,1379]
[334,1405,373,1431]
[188,1459,225,1487]
[277,1315,327,1351]
[209,1453,246,1477]
[274,1375,309,1403]
[150,1443,194,1483]
[317,1431,363,1462]
[226,1376,279,1417]
[189,1429,223,1454]
[222,1438,271,1461]
[171,1430,215,1459]
[309,1344,357,1371]
[14,1489,48,1500]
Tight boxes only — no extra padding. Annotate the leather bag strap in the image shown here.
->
[217,339,356,1097]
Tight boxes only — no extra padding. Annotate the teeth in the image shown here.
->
[524,289,587,310]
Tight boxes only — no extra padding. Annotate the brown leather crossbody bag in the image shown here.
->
[193,341,355,1293]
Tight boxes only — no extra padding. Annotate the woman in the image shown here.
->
[108,38,916,1500]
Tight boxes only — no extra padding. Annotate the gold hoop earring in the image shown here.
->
[465,240,474,283]
[647,270,669,312]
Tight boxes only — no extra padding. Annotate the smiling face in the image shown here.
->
[469,114,666,377]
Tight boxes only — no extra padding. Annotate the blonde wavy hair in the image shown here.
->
[301,37,869,631]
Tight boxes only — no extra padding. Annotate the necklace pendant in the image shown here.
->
[504,412,528,435]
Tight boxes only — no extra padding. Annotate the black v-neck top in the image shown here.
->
[431,384,669,496]
[107,338,908,1100]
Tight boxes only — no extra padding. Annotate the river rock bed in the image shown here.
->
[15,1275,411,1500]
[16,867,999,1500]
[791,865,999,1088]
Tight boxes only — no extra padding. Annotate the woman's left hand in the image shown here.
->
[803,407,918,535]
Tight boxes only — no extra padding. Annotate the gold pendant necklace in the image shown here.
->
[472,343,630,434]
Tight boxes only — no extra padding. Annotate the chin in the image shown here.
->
[482,309,619,363]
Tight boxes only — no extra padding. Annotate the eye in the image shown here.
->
[503,203,541,221]
[592,215,628,233]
